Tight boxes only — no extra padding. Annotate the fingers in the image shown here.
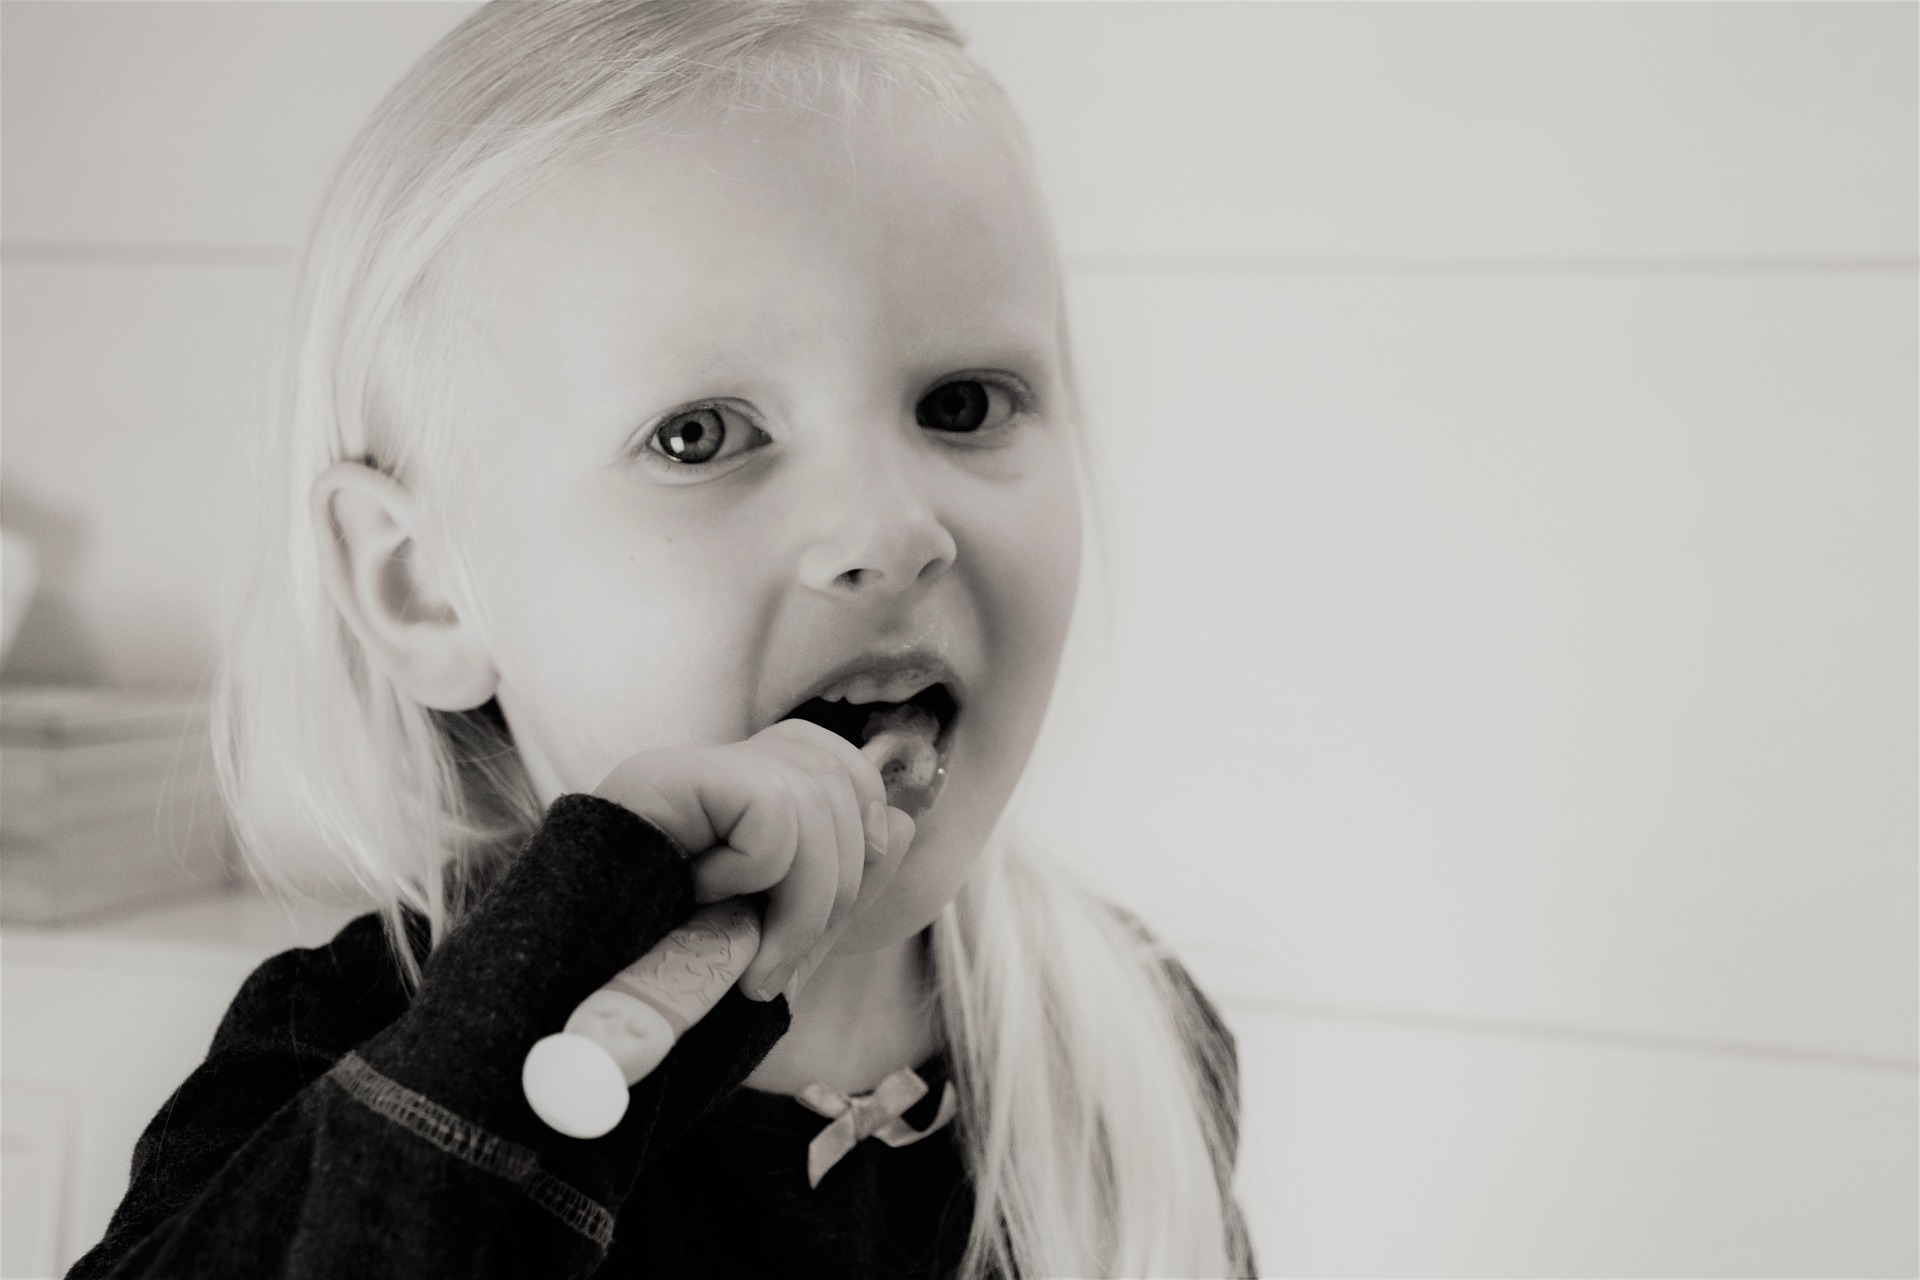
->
[596,744,782,860]
[752,719,888,860]
[779,805,917,999]
[748,730,869,912]
[857,806,914,928]
[734,724,883,1000]
[678,750,801,903]
[686,751,814,905]
[595,720,918,1006]
[676,745,858,1000]
[738,767,842,999]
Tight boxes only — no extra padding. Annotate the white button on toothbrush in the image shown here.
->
[521,1033,630,1139]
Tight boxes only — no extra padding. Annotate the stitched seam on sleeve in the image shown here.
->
[328,1051,614,1250]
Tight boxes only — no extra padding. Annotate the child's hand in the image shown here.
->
[592,720,916,1002]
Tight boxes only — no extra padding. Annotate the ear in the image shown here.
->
[310,461,499,712]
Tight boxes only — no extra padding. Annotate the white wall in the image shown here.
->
[2,2,1913,1274]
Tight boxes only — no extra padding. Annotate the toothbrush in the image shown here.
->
[522,897,763,1138]
[522,724,939,1138]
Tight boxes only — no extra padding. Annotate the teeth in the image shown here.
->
[817,665,940,707]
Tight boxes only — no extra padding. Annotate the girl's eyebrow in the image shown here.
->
[905,325,1057,376]
[912,351,1053,400]
[921,365,1040,401]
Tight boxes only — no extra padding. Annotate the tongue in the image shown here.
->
[859,704,944,816]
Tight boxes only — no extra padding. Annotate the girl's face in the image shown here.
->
[448,97,1081,952]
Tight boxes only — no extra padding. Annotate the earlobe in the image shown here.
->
[309,461,499,712]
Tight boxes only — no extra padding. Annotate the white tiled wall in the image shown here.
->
[1,1,466,249]
[1030,271,1917,1063]
[1,261,287,687]
[959,2,1918,262]
[2,3,1913,1275]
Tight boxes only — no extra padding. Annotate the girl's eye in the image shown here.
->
[916,378,1018,436]
[644,404,767,469]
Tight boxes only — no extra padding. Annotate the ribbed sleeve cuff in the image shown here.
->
[356,791,791,1220]
[359,793,698,1131]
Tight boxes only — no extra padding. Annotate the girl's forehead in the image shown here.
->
[453,100,1059,413]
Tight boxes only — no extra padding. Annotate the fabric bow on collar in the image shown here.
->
[795,1066,958,1189]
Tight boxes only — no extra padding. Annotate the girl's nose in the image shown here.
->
[795,463,958,599]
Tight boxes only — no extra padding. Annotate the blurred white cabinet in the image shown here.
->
[0,892,357,1277]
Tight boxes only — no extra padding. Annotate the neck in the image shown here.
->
[743,929,943,1096]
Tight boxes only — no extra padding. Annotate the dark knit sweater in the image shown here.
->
[68,793,1250,1279]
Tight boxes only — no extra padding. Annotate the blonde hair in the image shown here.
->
[212,3,1249,1275]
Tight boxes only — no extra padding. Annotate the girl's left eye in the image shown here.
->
[643,403,769,470]
[915,377,1022,437]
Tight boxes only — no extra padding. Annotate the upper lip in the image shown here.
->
[772,645,964,724]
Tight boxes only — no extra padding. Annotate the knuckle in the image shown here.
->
[793,775,829,813]
[761,770,803,820]
[757,761,793,797]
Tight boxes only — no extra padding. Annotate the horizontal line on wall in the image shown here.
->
[5,244,1911,277]
[1,241,295,266]
[1065,253,1920,278]
[1213,990,1919,1076]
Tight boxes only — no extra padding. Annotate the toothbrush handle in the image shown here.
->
[522,899,763,1138]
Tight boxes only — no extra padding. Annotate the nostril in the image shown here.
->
[800,507,955,595]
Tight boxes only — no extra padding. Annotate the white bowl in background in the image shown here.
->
[1,528,39,670]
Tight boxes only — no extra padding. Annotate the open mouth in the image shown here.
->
[782,682,959,816]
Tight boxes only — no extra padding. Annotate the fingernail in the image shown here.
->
[864,800,889,860]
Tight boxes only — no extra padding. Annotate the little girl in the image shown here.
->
[72,4,1252,1277]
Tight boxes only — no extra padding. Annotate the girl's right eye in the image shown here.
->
[641,403,770,473]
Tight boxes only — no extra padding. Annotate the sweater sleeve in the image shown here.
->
[66,793,791,1280]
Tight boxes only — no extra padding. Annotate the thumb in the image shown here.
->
[593,744,793,862]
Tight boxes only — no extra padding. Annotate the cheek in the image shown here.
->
[470,478,771,794]
[990,442,1084,670]
[1033,469,1084,634]
[969,443,1085,786]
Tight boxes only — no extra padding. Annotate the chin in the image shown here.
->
[831,809,984,955]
